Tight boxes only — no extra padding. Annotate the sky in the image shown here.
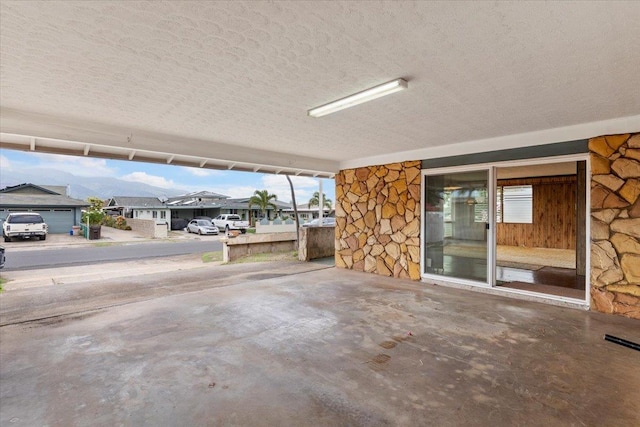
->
[0,149,335,205]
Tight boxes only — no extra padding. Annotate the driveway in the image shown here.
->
[1,263,638,426]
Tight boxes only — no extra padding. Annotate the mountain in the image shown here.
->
[0,167,183,200]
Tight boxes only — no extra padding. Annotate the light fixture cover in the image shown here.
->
[308,78,408,117]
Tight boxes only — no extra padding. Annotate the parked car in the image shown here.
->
[2,212,48,242]
[0,245,5,269]
[213,214,249,234]
[302,217,336,227]
[186,219,220,235]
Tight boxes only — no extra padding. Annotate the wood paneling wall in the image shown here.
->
[497,176,576,249]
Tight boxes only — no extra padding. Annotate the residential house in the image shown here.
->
[108,192,293,227]
[283,203,334,223]
[221,197,292,225]
[0,183,88,233]
[106,196,172,225]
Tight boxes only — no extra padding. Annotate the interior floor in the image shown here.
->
[432,243,585,299]
[497,265,585,299]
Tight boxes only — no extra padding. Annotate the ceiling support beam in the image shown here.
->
[199,159,207,168]
[128,151,136,160]
[84,144,91,155]
[253,166,261,172]
[30,137,36,151]
[228,163,236,170]
[166,155,174,164]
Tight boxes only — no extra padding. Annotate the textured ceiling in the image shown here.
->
[1,1,639,175]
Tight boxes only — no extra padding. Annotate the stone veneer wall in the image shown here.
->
[589,132,640,319]
[335,161,422,280]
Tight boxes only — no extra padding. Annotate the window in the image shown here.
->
[160,211,166,219]
[497,185,533,223]
[152,211,158,219]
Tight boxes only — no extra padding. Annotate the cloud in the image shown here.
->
[30,152,116,176]
[0,155,11,171]
[181,166,225,177]
[121,172,177,188]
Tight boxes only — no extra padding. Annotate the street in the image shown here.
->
[1,240,223,271]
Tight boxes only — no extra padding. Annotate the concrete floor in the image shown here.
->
[1,262,639,426]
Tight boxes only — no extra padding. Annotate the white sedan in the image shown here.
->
[186,220,220,235]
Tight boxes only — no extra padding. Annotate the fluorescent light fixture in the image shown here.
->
[308,78,408,117]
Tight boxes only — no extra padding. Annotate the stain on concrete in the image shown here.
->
[372,354,391,364]
[379,340,397,349]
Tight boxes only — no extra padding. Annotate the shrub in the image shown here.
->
[82,196,106,225]
[115,216,127,229]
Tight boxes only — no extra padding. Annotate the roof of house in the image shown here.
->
[107,194,294,211]
[0,183,87,208]
[107,196,169,208]
[227,198,292,210]
[171,191,230,200]
[0,183,60,195]
[0,193,88,208]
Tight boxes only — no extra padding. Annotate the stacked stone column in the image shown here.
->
[590,133,640,319]
[335,161,422,280]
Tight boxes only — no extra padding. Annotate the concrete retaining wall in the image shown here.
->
[298,226,335,261]
[222,228,336,263]
[126,218,168,239]
[222,232,297,262]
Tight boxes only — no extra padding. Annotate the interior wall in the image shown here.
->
[335,161,421,280]
[589,132,640,319]
[496,176,576,249]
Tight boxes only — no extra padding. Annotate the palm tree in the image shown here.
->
[248,189,278,220]
[308,192,332,210]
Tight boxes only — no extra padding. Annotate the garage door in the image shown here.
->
[29,209,75,234]
[1,208,76,234]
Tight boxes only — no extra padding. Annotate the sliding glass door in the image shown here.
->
[422,169,492,285]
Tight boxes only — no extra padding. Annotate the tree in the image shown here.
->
[82,196,106,225]
[248,189,278,219]
[308,192,332,210]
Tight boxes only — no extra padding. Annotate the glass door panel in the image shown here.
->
[423,170,489,283]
